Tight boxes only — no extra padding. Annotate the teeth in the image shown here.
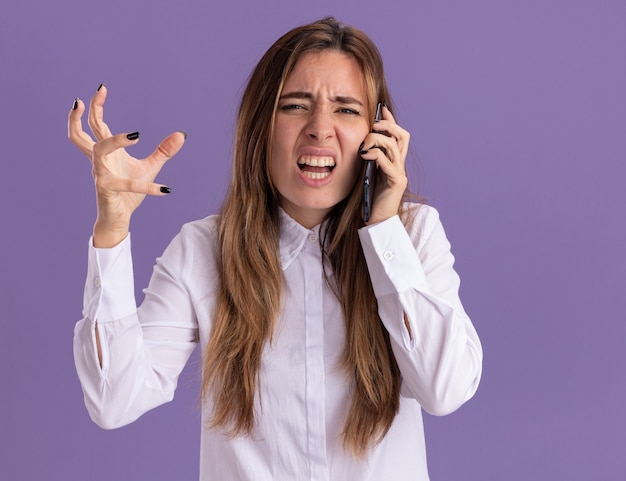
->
[297,155,335,167]
[302,171,331,180]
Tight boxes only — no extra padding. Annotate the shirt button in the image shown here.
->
[95,277,101,288]
[383,251,395,261]
[308,233,318,242]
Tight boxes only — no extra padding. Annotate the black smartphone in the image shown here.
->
[363,102,383,222]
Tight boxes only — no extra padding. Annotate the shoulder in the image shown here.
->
[179,214,220,241]
[162,214,220,263]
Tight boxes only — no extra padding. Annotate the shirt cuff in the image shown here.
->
[358,215,428,298]
[82,234,137,323]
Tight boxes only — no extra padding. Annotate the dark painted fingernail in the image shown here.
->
[359,142,369,155]
[160,186,172,194]
[126,131,140,140]
[178,130,188,140]
[97,83,105,92]
[72,98,78,110]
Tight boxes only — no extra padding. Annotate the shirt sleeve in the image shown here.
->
[73,232,199,429]
[358,205,483,416]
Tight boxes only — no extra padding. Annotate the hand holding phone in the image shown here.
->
[362,102,383,222]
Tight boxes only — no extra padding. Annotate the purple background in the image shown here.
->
[2,0,625,479]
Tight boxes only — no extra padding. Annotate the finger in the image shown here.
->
[103,174,172,196]
[377,106,410,149]
[145,131,187,168]
[88,83,113,141]
[68,97,96,158]
[92,131,141,160]
[380,104,398,124]
[374,120,409,150]
[360,133,401,165]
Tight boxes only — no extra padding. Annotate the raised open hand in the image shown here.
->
[68,85,186,247]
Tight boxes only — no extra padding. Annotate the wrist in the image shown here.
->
[93,220,130,248]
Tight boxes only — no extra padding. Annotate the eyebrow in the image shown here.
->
[279,91,364,106]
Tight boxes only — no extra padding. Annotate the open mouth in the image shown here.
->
[297,155,335,180]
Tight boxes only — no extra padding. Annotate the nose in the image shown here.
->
[306,107,334,142]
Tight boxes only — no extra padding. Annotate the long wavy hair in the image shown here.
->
[202,17,405,456]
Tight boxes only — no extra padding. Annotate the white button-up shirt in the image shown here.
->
[74,204,482,481]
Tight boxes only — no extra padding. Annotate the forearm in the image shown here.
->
[359,205,483,414]
[377,290,482,415]
[74,232,198,428]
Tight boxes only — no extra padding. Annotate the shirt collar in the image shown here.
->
[278,208,322,270]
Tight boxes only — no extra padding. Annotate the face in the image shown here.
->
[269,50,370,228]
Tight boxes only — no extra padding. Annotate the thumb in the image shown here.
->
[147,130,188,166]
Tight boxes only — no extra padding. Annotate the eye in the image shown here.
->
[338,107,361,115]
[279,104,305,111]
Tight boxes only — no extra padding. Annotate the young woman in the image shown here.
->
[69,17,482,481]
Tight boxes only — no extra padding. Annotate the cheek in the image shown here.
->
[342,127,369,167]
[337,151,362,195]
[345,157,362,188]
[271,121,299,162]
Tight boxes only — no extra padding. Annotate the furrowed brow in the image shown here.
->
[279,92,364,106]
[279,91,313,100]
[332,96,364,107]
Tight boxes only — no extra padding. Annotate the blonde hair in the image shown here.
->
[203,17,404,456]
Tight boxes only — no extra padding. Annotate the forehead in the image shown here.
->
[283,50,366,97]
